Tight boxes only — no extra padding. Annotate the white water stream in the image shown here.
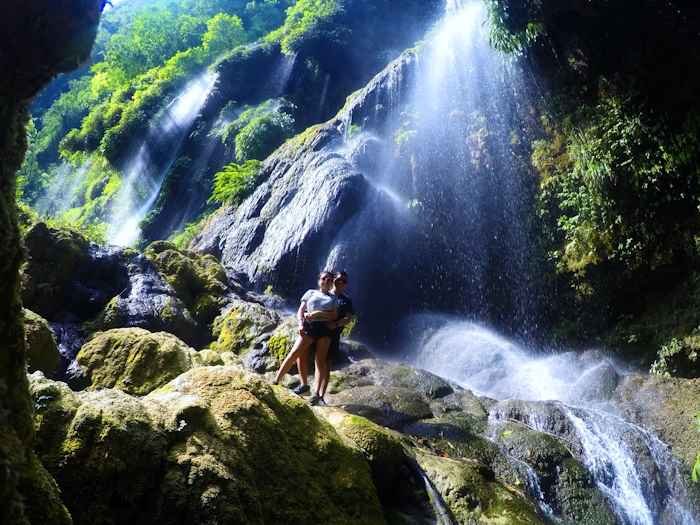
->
[411,317,695,524]
[107,71,217,246]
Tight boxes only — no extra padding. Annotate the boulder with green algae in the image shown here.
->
[330,385,434,430]
[416,451,544,525]
[145,241,233,325]
[211,299,280,355]
[29,367,385,525]
[493,421,616,524]
[614,373,700,469]
[23,309,60,377]
[75,328,221,395]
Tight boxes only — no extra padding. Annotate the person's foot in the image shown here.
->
[292,384,310,395]
[309,394,321,406]
[316,397,327,407]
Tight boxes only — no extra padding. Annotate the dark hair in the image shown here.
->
[334,271,348,281]
[319,270,335,279]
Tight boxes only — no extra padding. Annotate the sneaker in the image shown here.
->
[292,384,310,396]
[317,397,327,407]
[309,394,321,406]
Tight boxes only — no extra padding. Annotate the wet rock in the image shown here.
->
[23,309,60,377]
[191,52,425,295]
[492,421,617,524]
[144,241,235,326]
[75,328,208,395]
[568,360,620,402]
[29,367,384,525]
[91,255,201,346]
[415,451,544,524]
[330,385,433,430]
[211,299,280,355]
[21,223,127,320]
[614,373,700,469]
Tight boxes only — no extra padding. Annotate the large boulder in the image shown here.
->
[491,421,616,524]
[74,328,219,395]
[29,367,385,525]
[144,241,235,327]
[91,255,202,347]
[21,223,127,320]
[23,309,60,377]
[415,451,544,524]
[210,299,281,355]
[614,373,700,469]
[191,48,425,295]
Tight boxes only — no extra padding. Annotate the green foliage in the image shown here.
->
[210,160,262,205]
[220,99,295,162]
[650,336,700,378]
[484,0,545,54]
[202,13,246,56]
[168,213,211,249]
[267,0,340,54]
[534,94,700,286]
[16,119,41,201]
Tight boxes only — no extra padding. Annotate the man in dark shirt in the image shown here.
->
[319,271,354,400]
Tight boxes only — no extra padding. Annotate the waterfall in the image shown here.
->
[107,71,217,246]
[411,317,696,524]
[326,0,535,339]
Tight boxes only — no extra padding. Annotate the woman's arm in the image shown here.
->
[304,309,336,321]
[297,302,307,335]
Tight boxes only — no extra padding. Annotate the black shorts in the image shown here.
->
[303,321,334,339]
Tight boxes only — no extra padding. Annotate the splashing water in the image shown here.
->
[108,71,217,246]
[411,317,696,525]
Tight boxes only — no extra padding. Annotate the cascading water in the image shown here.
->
[320,1,697,523]
[108,71,217,246]
[326,0,536,341]
[409,318,696,524]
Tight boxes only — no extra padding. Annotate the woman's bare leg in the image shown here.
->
[320,360,331,398]
[313,337,330,397]
[296,350,310,386]
[275,335,313,384]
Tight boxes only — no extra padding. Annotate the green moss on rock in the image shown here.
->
[29,367,385,525]
[23,309,59,377]
[211,300,280,355]
[416,451,544,524]
[75,327,204,395]
[145,241,230,327]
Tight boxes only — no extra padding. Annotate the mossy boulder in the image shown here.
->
[91,255,201,346]
[23,309,60,377]
[75,328,212,395]
[493,421,616,524]
[145,241,232,326]
[211,300,280,355]
[21,222,127,320]
[29,367,385,525]
[415,451,544,524]
[614,373,700,469]
[330,385,433,430]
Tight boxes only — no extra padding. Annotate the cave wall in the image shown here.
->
[0,1,102,523]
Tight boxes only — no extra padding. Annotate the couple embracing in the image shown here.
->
[274,270,354,405]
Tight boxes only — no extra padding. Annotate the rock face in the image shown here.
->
[192,49,420,296]
[91,255,203,347]
[1,2,103,524]
[21,222,128,320]
[30,366,385,525]
[23,309,60,377]
[614,373,700,469]
[75,328,218,395]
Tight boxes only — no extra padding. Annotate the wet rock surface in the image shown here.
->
[23,309,60,377]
